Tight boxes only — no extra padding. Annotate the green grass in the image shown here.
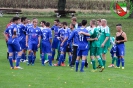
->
[0,40,133,88]
[0,15,133,88]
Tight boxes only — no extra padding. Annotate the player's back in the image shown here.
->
[90,27,101,47]
[41,28,52,43]
[17,23,26,41]
[76,27,89,50]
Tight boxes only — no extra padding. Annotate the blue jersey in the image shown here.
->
[4,23,19,44]
[51,25,59,37]
[25,23,33,32]
[68,28,79,46]
[68,27,89,50]
[26,26,41,44]
[17,23,26,42]
[58,28,68,45]
[41,28,52,44]
[67,28,72,44]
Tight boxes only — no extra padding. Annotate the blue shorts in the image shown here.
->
[8,42,22,53]
[19,40,26,50]
[116,43,125,57]
[41,42,52,54]
[52,37,59,49]
[77,49,89,56]
[110,45,117,57]
[28,42,38,51]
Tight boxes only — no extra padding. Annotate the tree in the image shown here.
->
[57,0,66,11]
[129,0,133,18]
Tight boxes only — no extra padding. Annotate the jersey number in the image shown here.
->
[79,35,84,41]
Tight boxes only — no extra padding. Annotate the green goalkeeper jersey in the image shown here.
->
[99,26,110,47]
[89,27,101,47]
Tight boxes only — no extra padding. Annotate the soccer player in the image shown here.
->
[17,17,27,62]
[39,21,48,63]
[4,17,23,69]
[115,24,127,69]
[51,19,60,61]
[54,22,68,66]
[100,19,110,68]
[69,17,79,67]
[26,19,41,65]
[68,20,89,72]
[65,24,73,66]
[71,17,78,28]
[4,18,13,60]
[79,19,104,72]
[41,22,53,66]
[108,37,117,67]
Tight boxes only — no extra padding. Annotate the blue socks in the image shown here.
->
[117,58,121,67]
[41,54,45,65]
[16,56,21,67]
[121,58,125,67]
[80,60,85,72]
[69,55,72,65]
[9,56,13,68]
[48,55,52,66]
[32,55,36,65]
[75,60,79,72]
[52,50,55,60]
[28,55,32,64]
[58,54,64,66]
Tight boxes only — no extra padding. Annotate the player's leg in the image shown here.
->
[27,43,33,65]
[117,44,125,69]
[75,56,80,72]
[102,46,108,68]
[46,44,53,66]
[14,43,23,69]
[90,47,97,72]
[70,46,78,67]
[32,44,38,65]
[8,44,14,69]
[80,50,88,72]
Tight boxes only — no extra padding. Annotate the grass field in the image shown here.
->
[0,15,133,88]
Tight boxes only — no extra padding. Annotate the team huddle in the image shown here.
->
[4,16,127,72]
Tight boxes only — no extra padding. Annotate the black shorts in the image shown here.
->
[66,45,72,52]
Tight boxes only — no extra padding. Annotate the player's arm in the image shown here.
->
[3,31,9,41]
[38,30,41,47]
[26,29,29,47]
[68,30,75,44]
[12,28,17,38]
[87,38,98,41]
[101,27,110,47]
[79,31,91,36]
[49,30,53,45]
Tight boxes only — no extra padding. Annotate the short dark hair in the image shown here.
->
[12,17,20,22]
[81,20,87,26]
[45,22,50,27]
[41,21,46,25]
[78,23,82,27]
[71,23,75,28]
[21,17,27,22]
[62,22,67,26]
[97,19,101,22]
[54,19,60,23]
[116,24,122,26]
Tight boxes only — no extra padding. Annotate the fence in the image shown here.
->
[0,0,124,10]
